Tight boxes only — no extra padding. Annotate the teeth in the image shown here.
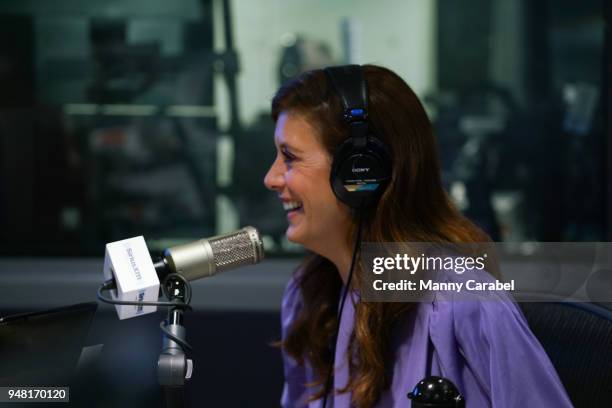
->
[283,201,303,211]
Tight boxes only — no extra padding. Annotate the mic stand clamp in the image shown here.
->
[158,277,193,408]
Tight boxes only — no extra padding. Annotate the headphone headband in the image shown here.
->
[324,65,368,116]
[324,65,369,147]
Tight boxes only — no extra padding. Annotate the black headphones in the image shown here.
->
[324,65,392,209]
[321,66,392,408]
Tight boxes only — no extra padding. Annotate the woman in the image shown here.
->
[263,65,572,408]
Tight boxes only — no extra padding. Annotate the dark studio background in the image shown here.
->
[0,0,609,407]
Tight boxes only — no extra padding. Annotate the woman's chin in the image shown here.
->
[286,225,308,247]
[285,226,299,243]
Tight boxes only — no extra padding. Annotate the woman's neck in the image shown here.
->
[327,246,352,285]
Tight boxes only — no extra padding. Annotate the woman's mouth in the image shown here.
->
[283,200,303,214]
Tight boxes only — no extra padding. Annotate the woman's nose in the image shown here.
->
[264,158,285,192]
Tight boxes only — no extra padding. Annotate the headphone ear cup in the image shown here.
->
[330,138,357,206]
[330,135,392,208]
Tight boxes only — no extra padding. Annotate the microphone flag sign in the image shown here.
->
[103,236,160,319]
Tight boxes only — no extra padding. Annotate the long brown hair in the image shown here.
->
[272,65,491,408]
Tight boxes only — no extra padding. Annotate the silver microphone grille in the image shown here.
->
[209,226,264,273]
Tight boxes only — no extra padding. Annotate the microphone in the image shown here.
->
[407,376,465,408]
[156,226,264,281]
[101,227,264,320]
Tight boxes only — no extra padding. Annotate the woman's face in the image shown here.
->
[264,111,352,254]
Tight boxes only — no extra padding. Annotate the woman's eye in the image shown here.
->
[281,151,295,164]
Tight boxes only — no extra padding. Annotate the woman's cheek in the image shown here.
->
[285,168,303,184]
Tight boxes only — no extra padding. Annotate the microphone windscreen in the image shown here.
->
[209,226,265,273]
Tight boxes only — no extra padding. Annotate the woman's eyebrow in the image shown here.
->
[280,143,302,153]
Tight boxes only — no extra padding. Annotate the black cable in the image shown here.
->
[96,275,193,310]
[321,208,365,408]
[159,320,194,352]
[97,274,194,352]
[160,273,194,352]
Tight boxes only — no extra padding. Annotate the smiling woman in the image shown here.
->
[264,65,573,408]
[264,112,352,270]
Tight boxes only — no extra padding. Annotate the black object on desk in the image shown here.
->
[0,302,97,386]
[407,376,465,408]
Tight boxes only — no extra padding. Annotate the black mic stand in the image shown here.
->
[157,277,193,408]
